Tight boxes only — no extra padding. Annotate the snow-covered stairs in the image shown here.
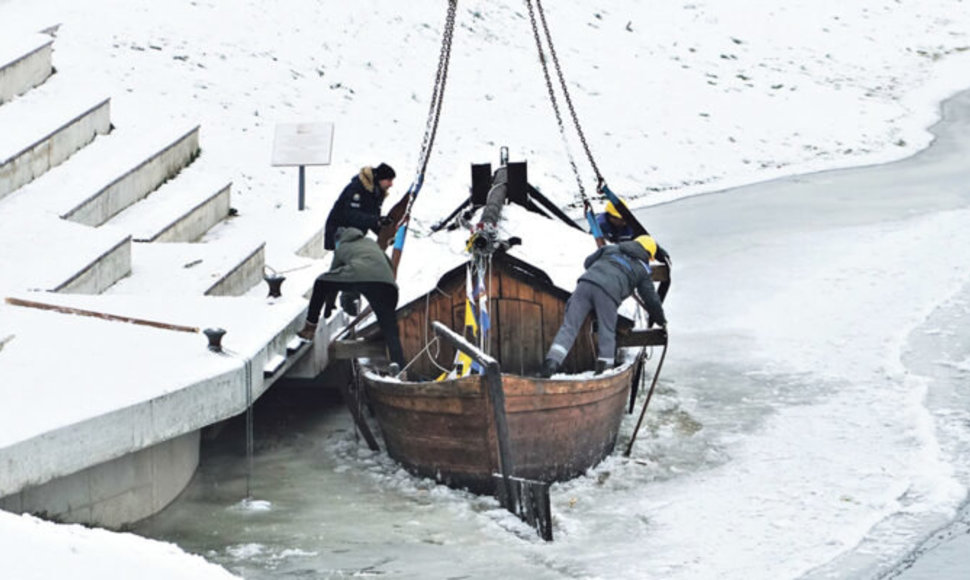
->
[0,25,320,528]
[0,84,110,200]
[0,32,53,105]
[0,30,263,298]
[60,124,201,227]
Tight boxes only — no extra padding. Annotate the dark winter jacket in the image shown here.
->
[324,167,388,250]
[578,240,666,326]
[596,211,671,263]
[319,227,397,286]
[596,212,635,243]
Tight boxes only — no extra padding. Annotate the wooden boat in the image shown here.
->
[327,3,671,538]
[336,159,669,540]
[360,252,641,494]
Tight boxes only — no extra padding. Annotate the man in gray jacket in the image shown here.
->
[298,227,405,370]
[541,235,667,377]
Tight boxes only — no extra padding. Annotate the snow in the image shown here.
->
[0,512,237,580]
[1,0,970,578]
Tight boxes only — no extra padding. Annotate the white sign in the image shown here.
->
[271,122,334,166]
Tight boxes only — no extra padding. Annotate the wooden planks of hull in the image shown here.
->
[363,363,633,493]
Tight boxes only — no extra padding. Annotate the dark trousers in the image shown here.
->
[307,279,405,367]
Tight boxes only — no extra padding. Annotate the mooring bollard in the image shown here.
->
[203,327,227,352]
[264,274,285,298]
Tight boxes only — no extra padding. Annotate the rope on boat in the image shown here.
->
[404,336,444,379]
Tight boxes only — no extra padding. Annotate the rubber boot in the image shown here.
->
[594,359,608,375]
[540,358,559,378]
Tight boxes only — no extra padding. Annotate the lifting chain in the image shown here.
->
[390,0,457,271]
[525,0,604,203]
[534,0,603,185]
[413,0,457,183]
[524,0,586,203]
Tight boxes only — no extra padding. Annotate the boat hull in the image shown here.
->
[363,364,633,494]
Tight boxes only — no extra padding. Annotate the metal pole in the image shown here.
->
[244,359,255,498]
[624,341,668,457]
[298,165,306,211]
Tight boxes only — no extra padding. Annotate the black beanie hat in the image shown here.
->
[374,163,396,181]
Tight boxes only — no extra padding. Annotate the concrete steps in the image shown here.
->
[61,125,201,227]
[0,33,266,300]
[0,122,201,295]
[104,241,266,297]
[0,32,53,105]
[203,242,265,296]
[109,170,232,243]
[0,214,131,294]
[0,87,111,200]
[1,119,258,297]
[0,24,323,529]
[296,224,329,259]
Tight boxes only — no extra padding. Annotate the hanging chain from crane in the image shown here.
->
[388,0,457,274]
[413,0,457,182]
[533,0,603,186]
[524,0,588,205]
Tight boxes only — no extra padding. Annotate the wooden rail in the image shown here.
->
[4,297,199,333]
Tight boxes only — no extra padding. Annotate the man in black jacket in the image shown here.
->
[324,163,396,251]
[541,235,667,377]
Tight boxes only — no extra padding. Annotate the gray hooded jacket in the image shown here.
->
[319,227,397,286]
[578,240,666,326]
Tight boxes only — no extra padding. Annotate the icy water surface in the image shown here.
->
[136,89,970,578]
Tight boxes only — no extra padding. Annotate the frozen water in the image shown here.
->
[135,91,970,579]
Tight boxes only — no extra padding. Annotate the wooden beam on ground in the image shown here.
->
[4,296,199,333]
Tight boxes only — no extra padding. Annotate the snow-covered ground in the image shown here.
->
[2,0,970,578]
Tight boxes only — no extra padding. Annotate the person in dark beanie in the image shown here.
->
[298,227,405,372]
[373,162,396,182]
[324,163,396,251]
[323,163,396,315]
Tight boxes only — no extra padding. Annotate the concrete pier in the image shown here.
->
[0,29,336,529]
[0,432,200,529]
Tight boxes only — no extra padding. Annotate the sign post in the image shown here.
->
[271,122,334,211]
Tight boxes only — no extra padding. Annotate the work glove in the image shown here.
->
[378,215,394,227]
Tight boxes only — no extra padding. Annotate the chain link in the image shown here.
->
[534,0,602,185]
[396,0,457,230]
[525,0,587,203]
[415,0,457,181]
